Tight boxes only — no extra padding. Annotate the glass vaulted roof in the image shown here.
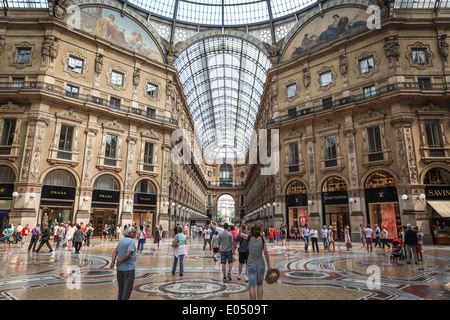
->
[174,37,272,160]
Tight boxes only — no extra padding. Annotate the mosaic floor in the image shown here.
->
[0,237,449,300]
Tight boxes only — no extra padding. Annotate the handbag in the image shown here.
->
[346,242,352,249]
[54,235,59,243]
[171,235,179,249]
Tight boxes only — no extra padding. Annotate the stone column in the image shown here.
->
[11,115,49,227]
[159,142,172,233]
[305,135,320,228]
[121,135,138,227]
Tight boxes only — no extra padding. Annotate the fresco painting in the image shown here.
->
[80,7,163,63]
[282,7,371,62]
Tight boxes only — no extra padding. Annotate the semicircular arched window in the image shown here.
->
[93,174,120,191]
[287,180,307,194]
[424,168,450,185]
[322,176,347,192]
[365,171,396,189]
[0,166,15,184]
[135,179,157,194]
[43,169,76,187]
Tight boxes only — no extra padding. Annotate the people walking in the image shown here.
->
[380,225,390,249]
[414,226,424,261]
[360,224,366,250]
[137,225,146,253]
[21,224,30,249]
[320,225,328,250]
[373,224,381,248]
[153,226,161,251]
[28,224,41,252]
[364,224,373,253]
[404,224,419,264]
[212,231,220,261]
[239,218,272,300]
[171,226,187,276]
[36,222,53,253]
[302,224,310,252]
[310,226,319,252]
[66,222,75,251]
[55,223,65,251]
[236,225,250,282]
[218,223,234,281]
[110,226,137,300]
[269,226,274,243]
[344,226,352,251]
[202,224,213,253]
[73,224,84,254]
[328,226,336,252]
[2,224,14,251]
[274,228,280,245]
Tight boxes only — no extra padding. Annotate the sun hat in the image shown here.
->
[265,268,280,284]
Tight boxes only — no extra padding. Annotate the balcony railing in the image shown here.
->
[428,148,445,157]
[0,81,178,126]
[0,146,11,155]
[267,82,448,126]
[57,150,72,160]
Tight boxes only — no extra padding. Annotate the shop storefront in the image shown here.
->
[0,166,15,232]
[322,176,349,241]
[286,180,308,228]
[91,175,120,236]
[39,170,76,227]
[424,168,450,244]
[364,171,401,239]
[133,180,157,234]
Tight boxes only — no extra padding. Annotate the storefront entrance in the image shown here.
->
[324,206,350,241]
[286,180,308,230]
[40,207,72,226]
[90,209,118,236]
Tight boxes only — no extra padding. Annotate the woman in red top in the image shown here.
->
[269,227,274,243]
[21,224,30,248]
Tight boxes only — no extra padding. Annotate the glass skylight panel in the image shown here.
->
[271,0,314,19]
[4,0,48,8]
[177,1,222,25]
[128,0,176,18]
[224,1,269,25]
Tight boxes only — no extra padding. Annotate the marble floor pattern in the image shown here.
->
[0,237,449,300]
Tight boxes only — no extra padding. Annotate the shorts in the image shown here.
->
[220,251,233,264]
[213,247,219,253]
[247,264,265,287]
[365,237,373,244]
[204,239,211,244]
[238,251,249,264]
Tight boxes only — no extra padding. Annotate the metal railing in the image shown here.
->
[0,81,178,126]
[267,82,448,126]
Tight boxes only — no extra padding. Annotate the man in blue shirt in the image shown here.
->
[110,226,137,300]
[320,225,328,250]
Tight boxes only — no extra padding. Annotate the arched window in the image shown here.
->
[365,171,396,189]
[322,176,347,192]
[287,180,307,195]
[0,166,15,183]
[424,168,450,185]
[93,175,120,190]
[135,180,157,194]
[219,163,233,186]
[43,169,76,187]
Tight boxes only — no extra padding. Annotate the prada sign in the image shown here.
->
[0,184,14,199]
[92,189,120,203]
[425,186,450,200]
[41,185,75,200]
[365,187,398,203]
[134,193,157,205]
[322,191,348,205]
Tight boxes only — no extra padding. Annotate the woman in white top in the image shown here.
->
[328,226,335,252]
[66,223,76,251]
[310,226,319,252]
[116,225,122,240]
[344,226,352,251]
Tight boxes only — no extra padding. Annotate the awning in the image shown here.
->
[428,201,450,218]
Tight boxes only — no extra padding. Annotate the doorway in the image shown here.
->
[324,205,350,241]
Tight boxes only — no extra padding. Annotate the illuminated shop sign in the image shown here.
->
[92,189,120,203]
[425,186,450,200]
[41,186,75,200]
[134,193,157,205]
[0,184,14,198]
[322,191,348,205]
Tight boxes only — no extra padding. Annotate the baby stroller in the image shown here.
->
[390,238,405,261]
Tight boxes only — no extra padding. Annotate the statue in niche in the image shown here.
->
[339,54,348,75]
[42,36,59,62]
[54,0,70,20]
[133,68,140,87]
[303,68,311,88]
[94,54,103,74]
[383,35,400,64]
[438,34,449,62]
[0,36,5,55]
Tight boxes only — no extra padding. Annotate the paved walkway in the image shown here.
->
[0,237,449,300]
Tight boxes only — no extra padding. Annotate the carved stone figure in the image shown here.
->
[303,68,311,88]
[161,38,183,65]
[438,34,449,62]
[0,36,5,55]
[339,54,348,75]
[262,38,284,65]
[383,35,400,63]
[269,77,278,107]
[54,0,70,20]
[133,68,140,87]
[94,54,103,74]
[42,36,58,62]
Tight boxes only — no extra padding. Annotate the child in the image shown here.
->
[212,231,220,261]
